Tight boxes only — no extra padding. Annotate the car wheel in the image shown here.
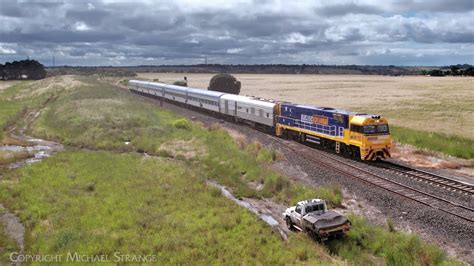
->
[286,216,293,230]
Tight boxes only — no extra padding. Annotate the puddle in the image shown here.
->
[1,142,61,169]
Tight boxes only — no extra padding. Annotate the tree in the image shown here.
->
[0,64,4,80]
[463,67,474,76]
[450,65,460,76]
[208,73,241,95]
[429,69,445,76]
[0,59,46,80]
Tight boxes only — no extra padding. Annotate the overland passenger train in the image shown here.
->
[128,80,392,161]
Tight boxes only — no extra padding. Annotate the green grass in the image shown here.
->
[391,126,474,159]
[0,101,23,139]
[327,215,459,266]
[0,151,332,265]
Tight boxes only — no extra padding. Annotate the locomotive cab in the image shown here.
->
[348,115,392,160]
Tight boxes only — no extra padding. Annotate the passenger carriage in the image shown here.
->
[220,94,275,127]
[186,88,223,113]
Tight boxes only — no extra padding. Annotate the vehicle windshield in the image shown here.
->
[364,124,389,134]
[305,203,325,213]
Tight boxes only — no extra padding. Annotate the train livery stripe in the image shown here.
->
[277,124,344,142]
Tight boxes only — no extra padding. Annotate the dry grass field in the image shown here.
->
[0,81,20,91]
[138,73,474,140]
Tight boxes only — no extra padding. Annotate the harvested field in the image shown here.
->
[0,81,20,91]
[137,73,474,140]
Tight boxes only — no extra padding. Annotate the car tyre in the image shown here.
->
[286,216,294,230]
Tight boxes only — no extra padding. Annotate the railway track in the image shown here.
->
[374,161,474,196]
[269,136,474,224]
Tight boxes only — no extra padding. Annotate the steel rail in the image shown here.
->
[374,161,474,196]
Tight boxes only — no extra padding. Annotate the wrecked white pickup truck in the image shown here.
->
[283,199,351,241]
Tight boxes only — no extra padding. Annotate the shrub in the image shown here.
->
[172,118,191,129]
[208,73,241,95]
[172,80,187,87]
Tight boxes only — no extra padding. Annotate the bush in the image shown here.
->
[208,73,241,95]
[172,80,187,87]
[172,118,191,129]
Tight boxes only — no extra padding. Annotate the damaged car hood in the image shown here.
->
[304,211,348,230]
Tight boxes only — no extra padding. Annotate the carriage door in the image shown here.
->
[225,100,229,114]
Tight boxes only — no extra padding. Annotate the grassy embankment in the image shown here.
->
[0,76,456,265]
[391,126,474,160]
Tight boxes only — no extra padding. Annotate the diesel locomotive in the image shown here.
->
[129,80,392,161]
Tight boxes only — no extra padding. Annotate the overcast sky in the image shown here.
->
[0,0,473,66]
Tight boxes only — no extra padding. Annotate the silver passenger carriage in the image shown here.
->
[186,88,224,113]
[220,94,276,127]
[129,80,164,97]
[163,84,187,103]
[129,80,276,128]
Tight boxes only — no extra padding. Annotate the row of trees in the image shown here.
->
[421,66,474,77]
[0,60,47,80]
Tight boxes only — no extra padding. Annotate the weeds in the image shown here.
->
[391,126,474,159]
[327,215,453,266]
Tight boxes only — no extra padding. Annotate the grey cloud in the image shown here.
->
[66,9,111,25]
[392,0,474,13]
[315,3,383,16]
[122,14,186,32]
[0,30,124,43]
[0,4,28,17]
[0,0,472,66]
